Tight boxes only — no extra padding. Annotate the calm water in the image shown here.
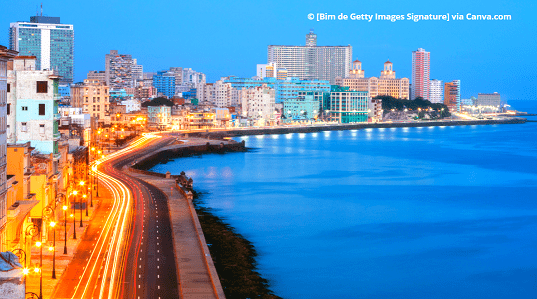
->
[151,100,537,298]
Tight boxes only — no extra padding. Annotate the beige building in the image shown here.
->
[336,60,409,100]
[71,79,110,122]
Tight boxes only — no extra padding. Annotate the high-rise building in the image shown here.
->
[444,80,461,112]
[132,59,143,81]
[429,79,443,103]
[9,15,74,84]
[267,30,352,84]
[411,48,430,100]
[153,71,176,98]
[105,50,140,90]
[336,60,409,99]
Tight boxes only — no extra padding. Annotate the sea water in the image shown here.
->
[151,100,537,298]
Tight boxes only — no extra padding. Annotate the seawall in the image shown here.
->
[200,118,527,138]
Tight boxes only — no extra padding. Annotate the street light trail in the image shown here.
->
[67,133,162,299]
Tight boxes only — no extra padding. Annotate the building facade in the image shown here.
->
[153,71,176,98]
[336,60,409,99]
[223,76,330,104]
[7,56,61,154]
[1,46,18,250]
[70,79,110,122]
[240,85,276,124]
[148,106,171,128]
[87,70,106,82]
[9,16,74,84]
[328,86,369,123]
[411,48,430,100]
[267,30,352,84]
[429,79,443,103]
[105,50,139,90]
[283,91,321,121]
[476,92,501,107]
[444,80,461,112]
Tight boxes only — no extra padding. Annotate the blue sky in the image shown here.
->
[2,0,535,101]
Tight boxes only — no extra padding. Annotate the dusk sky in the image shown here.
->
[2,0,535,101]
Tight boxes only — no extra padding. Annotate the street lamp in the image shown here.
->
[50,221,56,279]
[35,239,43,299]
[71,190,77,240]
[63,205,68,254]
[79,181,85,227]
[80,194,86,227]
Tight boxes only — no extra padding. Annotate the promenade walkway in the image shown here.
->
[127,170,225,299]
[26,189,104,299]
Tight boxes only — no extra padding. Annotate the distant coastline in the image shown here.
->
[189,117,528,139]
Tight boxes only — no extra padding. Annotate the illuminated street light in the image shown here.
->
[63,205,68,254]
[50,221,57,279]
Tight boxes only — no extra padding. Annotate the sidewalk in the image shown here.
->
[24,186,111,299]
[127,170,225,299]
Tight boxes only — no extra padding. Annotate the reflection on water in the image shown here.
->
[152,110,537,299]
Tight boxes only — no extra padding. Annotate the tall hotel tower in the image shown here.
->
[411,48,430,100]
[267,30,352,84]
[9,15,74,84]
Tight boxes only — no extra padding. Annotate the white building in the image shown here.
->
[202,80,234,107]
[58,107,91,128]
[240,85,275,124]
[267,30,352,84]
[148,106,171,128]
[429,79,443,103]
[476,92,501,107]
[132,59,143,81]
[121,99,141,113]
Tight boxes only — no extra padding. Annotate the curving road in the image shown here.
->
[54,133,180,299]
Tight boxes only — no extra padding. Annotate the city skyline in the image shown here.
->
[1,0,534,101]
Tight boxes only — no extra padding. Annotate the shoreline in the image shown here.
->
[192,191,283,299]
[189,117,527,138]
[130,140,282,298]
[132,118,530,298]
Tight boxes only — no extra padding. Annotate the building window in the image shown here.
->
[7,104,10,115]
[21,122,27,132]
[37,81,48,93]
[39,104,45,115]
[39,124,45,134]
[6,84,10,93]
[22,106,28,111]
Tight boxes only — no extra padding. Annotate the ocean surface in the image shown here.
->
[151,100,537,298]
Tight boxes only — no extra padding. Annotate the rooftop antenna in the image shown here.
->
[41,3,43,16]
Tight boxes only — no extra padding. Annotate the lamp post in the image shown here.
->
[96,151,101,197]
[80,194,85,227]
[63,205,68,254]
[35,239,42,299]
[24,224,39,259]
[71,190,77,240]
[50,221,56,279]
[12,249,29,294]
[79,180,85,227]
